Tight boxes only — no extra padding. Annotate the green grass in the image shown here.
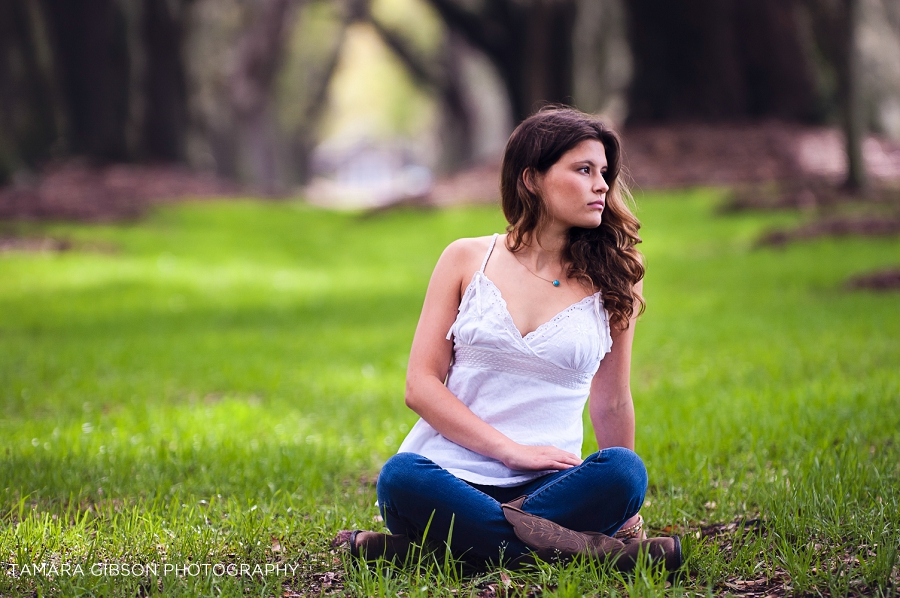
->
[1,191,898,596]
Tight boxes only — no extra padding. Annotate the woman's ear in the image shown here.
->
[522,168,539,195]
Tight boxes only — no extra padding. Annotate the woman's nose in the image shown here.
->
[594,174,609,193]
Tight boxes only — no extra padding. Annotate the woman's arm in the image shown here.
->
[588,279,643,450]
[405,238,583,472]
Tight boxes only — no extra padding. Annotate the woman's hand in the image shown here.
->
[499,443,583,472]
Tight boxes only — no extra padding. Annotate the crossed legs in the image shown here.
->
[375,448,648,564]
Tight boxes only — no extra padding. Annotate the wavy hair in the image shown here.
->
[500,106,645,330]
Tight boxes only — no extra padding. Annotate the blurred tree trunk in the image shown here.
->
[140,0,190,162]
[0,0,192,175]
[191,0,350,187]
[842,0,867,192]
[803,0,868,192]
[437,32,476,173]
[0,1,64,182]
[277,0,361,186]
[369,15,474,173]
[626,0,818,123]
[284,20,349,185]
[40,0,132,161]
[425,0,578,122]
[571,0,631,119]
[229,0,305,190]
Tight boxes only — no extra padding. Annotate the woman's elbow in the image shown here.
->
[405,369,445,413]
[404,377,422,411]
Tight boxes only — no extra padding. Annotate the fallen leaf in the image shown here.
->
[500,571,512,589]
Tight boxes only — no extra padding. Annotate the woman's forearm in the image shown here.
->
[590,394,635,451]
[405,373,583,471]
[405,373,517,461]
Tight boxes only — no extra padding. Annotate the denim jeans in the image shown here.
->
[376,448,647,564]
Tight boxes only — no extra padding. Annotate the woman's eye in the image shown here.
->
[578,166,590,174]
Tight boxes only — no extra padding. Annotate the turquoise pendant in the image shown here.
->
[552,280,560,287]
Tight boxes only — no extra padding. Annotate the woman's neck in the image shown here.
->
[515,228,567,271]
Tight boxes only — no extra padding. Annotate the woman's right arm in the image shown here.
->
[405,239,582,472]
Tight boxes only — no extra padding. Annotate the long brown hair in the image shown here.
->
[500,106,645,330]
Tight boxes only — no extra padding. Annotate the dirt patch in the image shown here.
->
[694,518,791,597]
[845,268,900,291]
[0,160,242,222]
[679,518,900,597]
[622,122,900,190]
[758,216,900,246]
[0,234,119,253]
[0,236,72,252]
[723,180,900,246]
[724,180,900,212]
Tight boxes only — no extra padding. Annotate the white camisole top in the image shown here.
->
[396,234,614,486]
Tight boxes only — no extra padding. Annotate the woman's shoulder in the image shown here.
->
[431,235,502,288]
[443,234,499,257]
[439,234,501,268]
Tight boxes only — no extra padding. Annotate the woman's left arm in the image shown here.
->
[588,280,642,450]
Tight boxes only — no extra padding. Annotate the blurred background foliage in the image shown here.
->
[1,0,899,195]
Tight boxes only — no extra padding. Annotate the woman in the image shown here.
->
[335,107,680,571]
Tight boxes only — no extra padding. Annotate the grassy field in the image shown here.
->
[1,191,898,597]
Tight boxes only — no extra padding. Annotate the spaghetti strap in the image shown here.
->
[479,234,499,273]
[473,234,499,317]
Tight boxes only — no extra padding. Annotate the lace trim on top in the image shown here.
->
[483,274,601,343]
[447,235,612,356]
[453,344,594,390]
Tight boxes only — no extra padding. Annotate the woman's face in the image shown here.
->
[532,139,609,230]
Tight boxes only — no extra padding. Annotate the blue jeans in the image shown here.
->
[376,448,647,564]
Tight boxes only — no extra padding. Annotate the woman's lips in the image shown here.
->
[588,201,605,209]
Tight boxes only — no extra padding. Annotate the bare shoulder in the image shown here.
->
[437,235,498,273]
[430,235,499,297]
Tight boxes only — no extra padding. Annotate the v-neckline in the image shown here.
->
[474,271,599,342]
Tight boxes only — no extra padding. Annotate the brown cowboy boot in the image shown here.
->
[614,534,682,573]
[501,497,682,572]
[332,530,413,563]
